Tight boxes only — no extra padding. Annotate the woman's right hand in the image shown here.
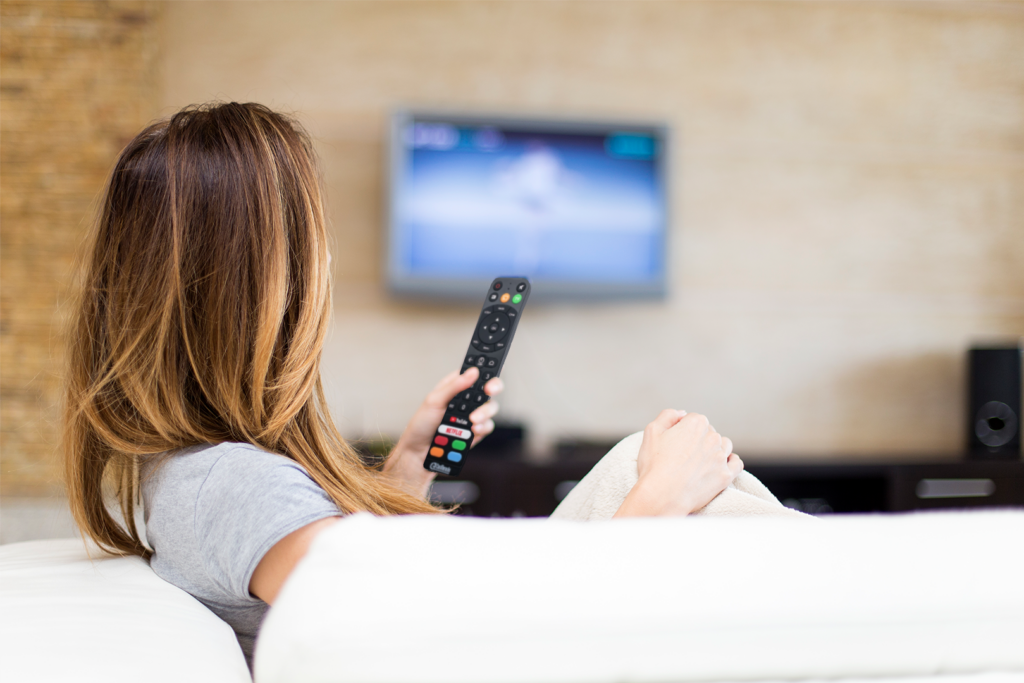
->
[614,409,743,518]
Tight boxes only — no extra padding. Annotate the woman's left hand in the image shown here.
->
[383,367,503,498]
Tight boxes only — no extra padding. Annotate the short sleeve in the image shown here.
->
[193,445,341,602]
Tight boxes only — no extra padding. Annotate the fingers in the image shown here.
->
[472,419,495,440]
[483,377,504,396]
[678,412,710,433]
[426,367,479,407]
[469,399,499,425]
[727,452,744,475]
[456,366,481,389]
[648,408,687,434]
[470,394,501,445]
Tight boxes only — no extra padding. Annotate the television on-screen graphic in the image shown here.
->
[387,110,670,301]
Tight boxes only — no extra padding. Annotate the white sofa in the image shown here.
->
[255,510,1024,683]
[3,511,1023,683]
[0,538,250,683]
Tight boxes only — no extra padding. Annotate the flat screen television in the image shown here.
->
[387,111,669,300]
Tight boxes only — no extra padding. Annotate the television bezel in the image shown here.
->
[386,109,672,301]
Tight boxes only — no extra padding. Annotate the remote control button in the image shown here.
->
[434,436,448,446]
[471,339,481,349]
[449,415,470,426]
[462,391,472,401]
[466,355,476,365]
[512,294,522,304]
[474,393,487,404]
[493,282,502,290]
[429,447,444,458]
[483,307,493,315]
[495,342,505,350]
[481,371,494,382]
[458,402,469,412]
[448,401,455,410]
[447,451,463,462]
[486,358,497,368]
[516,282,527,292]
[500,293,511,303]
[475,356,486,367]
[452,440,467,451]
[478,312,511,343]
[480,344,494,352]
[495,305,507,312]
[488,293,498,301]
[439,424,472,439]
[507,310,516,318]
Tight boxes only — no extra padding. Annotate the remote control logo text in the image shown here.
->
[437,425,472,439]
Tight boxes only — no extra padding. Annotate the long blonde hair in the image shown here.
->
[64,102,439,559]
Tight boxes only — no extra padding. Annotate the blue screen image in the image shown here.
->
[393,121,666,287]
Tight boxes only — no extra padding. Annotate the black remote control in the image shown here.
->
[424,276,530,477]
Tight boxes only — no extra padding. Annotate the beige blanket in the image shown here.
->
[551,431,809,520]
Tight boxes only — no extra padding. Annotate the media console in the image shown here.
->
[428,442,1024,517]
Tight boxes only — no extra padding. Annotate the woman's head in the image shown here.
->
[89,103,331,448]
[66,103,436,557]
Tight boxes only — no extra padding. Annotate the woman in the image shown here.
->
[63,102,743,666]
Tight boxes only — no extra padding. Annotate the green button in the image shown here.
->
[512,294,522,304]
[452,440,467,451]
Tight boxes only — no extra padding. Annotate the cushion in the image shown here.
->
[0,538,250,683]
[256,510,1024,683]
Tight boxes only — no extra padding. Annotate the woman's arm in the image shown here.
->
[250,370,504,603]
[250,516,340,604]
[249,409,737,602]
[614,410,743,518]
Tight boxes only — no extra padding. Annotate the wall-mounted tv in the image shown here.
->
[387,111,670,300]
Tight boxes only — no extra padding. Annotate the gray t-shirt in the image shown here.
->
[141,442,341,668]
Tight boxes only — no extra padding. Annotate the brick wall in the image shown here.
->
[1,1,162,496]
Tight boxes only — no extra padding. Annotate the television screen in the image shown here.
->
[387,112,669,299]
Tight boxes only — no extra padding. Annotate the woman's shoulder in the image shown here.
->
[143,440,338,552]
[148,441,297,476]
[142,440,340,645]
[142,442,315,508]
[196,443,320,494]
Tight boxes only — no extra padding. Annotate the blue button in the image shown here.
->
[447,451,462,462]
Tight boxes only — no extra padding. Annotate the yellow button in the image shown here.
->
[429,447,444,457]
[500,293,510,302]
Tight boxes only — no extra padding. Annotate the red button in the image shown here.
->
[450,416,456,422]
[434,435,448,446]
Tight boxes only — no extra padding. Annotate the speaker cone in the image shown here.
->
[975,401,1018,448]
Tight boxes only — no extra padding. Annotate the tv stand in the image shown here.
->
[434,445,1024,517]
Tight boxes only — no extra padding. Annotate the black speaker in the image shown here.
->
[967,345,1022,460]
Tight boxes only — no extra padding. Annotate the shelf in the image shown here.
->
[436,455,1024,518]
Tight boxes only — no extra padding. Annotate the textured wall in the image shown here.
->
[4,2,1022,498]
[161,1,1023,461]
[0,1,162,495]
[160,1,1024,461]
